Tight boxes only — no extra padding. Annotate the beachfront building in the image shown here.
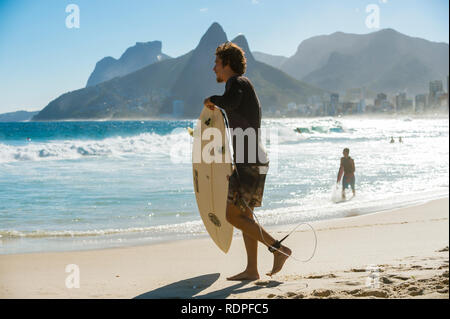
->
[415,94,428,113]
[439,93,449,108]
[357,99,366,113]
[345,87,365,102]
[342,102,358,114]
[395,92,413,112]
[429,80,444,107]
[328,93,339,116]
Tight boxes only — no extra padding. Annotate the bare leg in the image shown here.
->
[226,202,291,278]
[227,205,260,281]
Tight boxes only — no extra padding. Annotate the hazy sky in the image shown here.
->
[0,0,448,113]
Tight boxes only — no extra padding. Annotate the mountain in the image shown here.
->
[232,35,321,112]
[0,110,39,122]
[280,29,449,95]
[253,51,288,69]
[169,22,228,117]
[33,23,324,120]
[86,41,171,87]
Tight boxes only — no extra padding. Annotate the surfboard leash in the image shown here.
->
[242,198,318,263]
[216,106,318,263]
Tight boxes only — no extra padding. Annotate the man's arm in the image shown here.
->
[337,158,344,183]
[337,166,344,183]
[208,79,243,113]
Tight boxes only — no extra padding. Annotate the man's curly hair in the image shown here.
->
[215,42,247,75]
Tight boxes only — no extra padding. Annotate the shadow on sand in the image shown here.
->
[133,273,282,299]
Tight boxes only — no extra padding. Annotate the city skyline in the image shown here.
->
[269,76,449,118]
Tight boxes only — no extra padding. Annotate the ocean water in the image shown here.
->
[0,117,448,254]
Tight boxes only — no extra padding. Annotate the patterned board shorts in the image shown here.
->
[227,164,269,212]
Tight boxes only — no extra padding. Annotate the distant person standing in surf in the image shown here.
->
[203,42,292,280]
[337,148,356,200]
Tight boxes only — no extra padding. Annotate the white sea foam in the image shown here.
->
[0,219,205,239]
[0,130,192,163]
[0,117,448,254]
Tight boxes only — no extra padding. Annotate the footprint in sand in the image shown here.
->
[380,276,394,284]
[407,286,424,296]
[391,275,410,281]
[253,280,283,290]
[346,289,390,298]
[306,274,337,279]
[335,280,361,286]
[350,268,366,273]
[312,289,333,297]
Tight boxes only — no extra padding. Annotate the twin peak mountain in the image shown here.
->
[33,22,448,120]
[33,22,322,120]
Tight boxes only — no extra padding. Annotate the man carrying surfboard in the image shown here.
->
[336,148,356,200]
[203,42,291,280]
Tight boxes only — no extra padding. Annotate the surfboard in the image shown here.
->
[192,106,234,253]
[333,195,354,204]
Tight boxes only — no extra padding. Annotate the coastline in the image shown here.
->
[0,197,448,299]
[18,111,450,122]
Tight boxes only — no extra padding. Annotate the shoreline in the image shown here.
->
[6,112,449,123]
[0,197,448,298]
[1,195,447,256]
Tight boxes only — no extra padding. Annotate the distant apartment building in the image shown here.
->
[286,102,299,116]
[439,93,449,108]
[287,102,297,112]
[307,95,323,106]
[414,94,427,112]
[429,80,444,107]
[395,92,413,112]
[447,75,449,109]
[395,92,406,111]
[374,93,387,110]
[342,102,358,114]
[345,87,365,102]
[328,93,339,116]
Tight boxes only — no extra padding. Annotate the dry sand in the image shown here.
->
[0,198,448,299]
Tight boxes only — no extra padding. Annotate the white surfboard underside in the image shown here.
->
[192,107,234,253]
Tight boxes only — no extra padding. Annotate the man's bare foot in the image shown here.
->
[266,246,292,276]
[226,270,260,281]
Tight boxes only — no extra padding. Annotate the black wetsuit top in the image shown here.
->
[209,75,267,167]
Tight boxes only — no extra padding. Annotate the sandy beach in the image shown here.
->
[0,198,448,299]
